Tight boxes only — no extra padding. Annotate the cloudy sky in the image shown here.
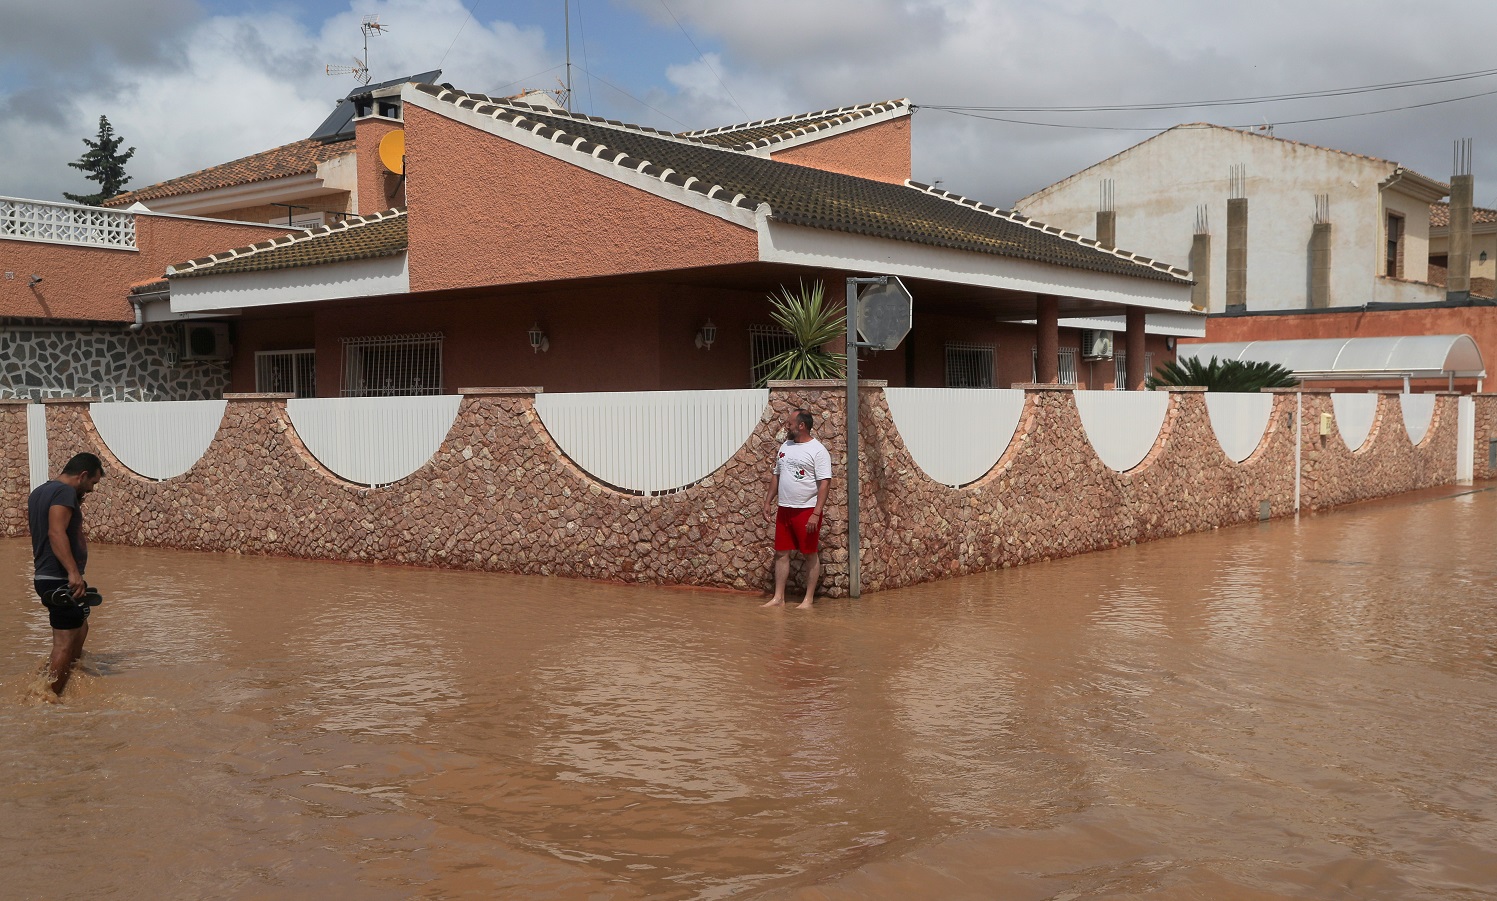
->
[5,0,1497,209]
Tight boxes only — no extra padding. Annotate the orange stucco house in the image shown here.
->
[139,82,1198,397]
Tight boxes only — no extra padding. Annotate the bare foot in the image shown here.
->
[761,598,785,608]
[796,600,814,609]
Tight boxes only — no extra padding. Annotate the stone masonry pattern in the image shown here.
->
[0,324,227,401]
[3,386,1485,597]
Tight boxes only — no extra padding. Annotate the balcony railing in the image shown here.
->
[0,195,136,250]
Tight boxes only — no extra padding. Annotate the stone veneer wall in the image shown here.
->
[2,384,1481,597]
[1475,394,1497,482]
[0,324,228,401]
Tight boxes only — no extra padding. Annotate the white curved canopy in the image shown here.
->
[1179,334,1485,380]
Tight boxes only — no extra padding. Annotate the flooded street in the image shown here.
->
[3,488,1496,900]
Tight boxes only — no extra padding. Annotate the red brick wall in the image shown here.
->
[770,117,912,184]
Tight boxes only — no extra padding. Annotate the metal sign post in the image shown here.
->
[843,275,913,599]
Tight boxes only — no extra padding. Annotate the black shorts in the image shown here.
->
[36,579,88,631]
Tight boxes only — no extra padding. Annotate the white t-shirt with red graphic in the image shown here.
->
[774,438,832,508]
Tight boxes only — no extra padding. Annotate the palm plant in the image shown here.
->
[756,280,847,385]
[1146,355,1299,392]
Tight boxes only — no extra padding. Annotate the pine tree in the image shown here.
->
[63,115,136,206]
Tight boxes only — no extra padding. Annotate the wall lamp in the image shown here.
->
[1166,336,1176,350]
[528,322,549,353]
[28,275,42,287]
[694,318,717,350]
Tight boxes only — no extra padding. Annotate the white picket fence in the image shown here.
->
[1074,390,1170,472]
[1330,394,1378,451]
[884,388,1026,487]
[1203,393,1275,463]
[286,395,462,488]
[534,389,768,495]
[90,400,227,481]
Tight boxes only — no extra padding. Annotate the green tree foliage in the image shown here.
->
[63,115,136,206]
[1146,355,1299,392]
[756,280,846,385]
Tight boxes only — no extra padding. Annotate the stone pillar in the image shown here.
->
[1125,308,1147,390]
[1095,210,1116,250]
[1226,197,1248,310]
[1035,295,1060,384]
[0,400,32,537]
[1309,221,1332,309]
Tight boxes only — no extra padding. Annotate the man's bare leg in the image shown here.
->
[763,551,791,607]
[797,552,820,608]
[48,623,86,696]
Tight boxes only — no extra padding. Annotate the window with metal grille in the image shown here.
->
[749,325,797,387]
[255,349,316,397]
[1113,351,1156,389]
[1031,347,1079,385]
[340,332,442,397]
[944,343,995,387]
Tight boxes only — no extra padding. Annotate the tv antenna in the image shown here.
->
[325,15,388,85]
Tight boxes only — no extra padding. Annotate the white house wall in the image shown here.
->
[1018,127,1399,313]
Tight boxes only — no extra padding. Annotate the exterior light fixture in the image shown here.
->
[695,318,717,350]
[1166,336,1176,350]
[28,275,42,287]
[528,322,549,353]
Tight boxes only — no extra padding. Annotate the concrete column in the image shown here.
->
[1309,222,1332,309]
[1226,197,1248,309]
[1189,233,1211,310]
[1125,308,1147,390]
[1448,173,1473,298]
[1036,295,1059,384]
[1095,210,1116,250]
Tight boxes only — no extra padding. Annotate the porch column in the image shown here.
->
[1036,295,1060,384]
[1125,308,1147,390]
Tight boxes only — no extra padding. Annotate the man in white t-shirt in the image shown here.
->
[762,408,832,608]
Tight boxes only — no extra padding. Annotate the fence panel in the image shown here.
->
[27,403,48,490]
[1074,390,1170,472]
[89,400,227,481]
[1399,393,1437,447]
[0,196,136,249]
[286,395,462,488]
[1203,393,1274,463]
[884,388,1025,487]
[1457,396,1475,482]
[535,390,768,495]
[1330,393,1378,451]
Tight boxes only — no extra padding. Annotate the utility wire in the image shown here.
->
[575,0,596,115]
[579,67,688,128]
[439,0,484,68]
[925,65,1497,114]
[924,83,1497,132]
[490,64,567,95]
[657,0,746,118]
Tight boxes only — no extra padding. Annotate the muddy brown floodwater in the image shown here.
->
[3,486,1496,900]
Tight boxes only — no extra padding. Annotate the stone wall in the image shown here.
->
[2,384,1476,597]
[0,324,228,401]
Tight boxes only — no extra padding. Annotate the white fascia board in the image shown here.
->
[168,254,409,313]
[1006,313,1207,338]
[140,298,243,322]
[748,106,911,158]
[403,87,760,231]
[758,219,1196,313]
[138,171,341,216]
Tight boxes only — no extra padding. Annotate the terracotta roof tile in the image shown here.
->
[419,85,1189,284]
[1429,201,1497,228]
[680,100,910,150]
[104,137,355,208]
[166,209,406,279]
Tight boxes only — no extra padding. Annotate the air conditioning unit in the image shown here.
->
[1082,329,1114,360]
[180,322,232,361]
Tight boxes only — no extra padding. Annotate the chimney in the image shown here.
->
[1226,164,1248,310]
[1448,138,1473,300]
[1095,178,1116,249]
[1309,194,1331,308]
[1190,204,1211,310]
[354,84,408,215]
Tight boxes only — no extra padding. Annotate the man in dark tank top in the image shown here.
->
[28,452,105,697]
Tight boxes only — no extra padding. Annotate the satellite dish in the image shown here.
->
[378,129,405,175]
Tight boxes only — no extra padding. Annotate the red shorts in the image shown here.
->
[775,506,821,554]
